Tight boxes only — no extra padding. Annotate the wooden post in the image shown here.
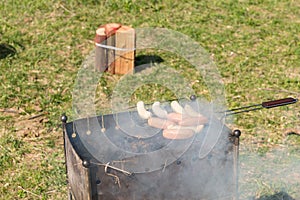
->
[106,35,115,73]
[114,26,135,74]
[105,23,121,74]
[94,23,135,74]
[94,27,107,72]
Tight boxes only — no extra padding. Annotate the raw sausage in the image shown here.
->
[137,101,152,119]
[170,101,185,114]
[152,102,168,118]
[184,104,203,117]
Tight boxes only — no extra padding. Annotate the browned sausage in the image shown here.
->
[178,116,208,126]
[163,128,195,140]
[148,117,175,129]
[167,112,184,123]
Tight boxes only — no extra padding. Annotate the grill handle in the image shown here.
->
[262,97,298,109]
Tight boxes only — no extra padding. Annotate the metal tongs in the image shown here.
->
[223,97,298,116]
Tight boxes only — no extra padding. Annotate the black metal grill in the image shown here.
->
[62,110,240,200]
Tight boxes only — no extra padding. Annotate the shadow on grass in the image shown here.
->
[134,55,164,72]
[0,43,16,59]
[256,191,295,200]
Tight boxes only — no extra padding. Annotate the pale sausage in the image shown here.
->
[137,101,152,119]
[152,102,168,118]
[184,104,203,117]
[170,101,185,114]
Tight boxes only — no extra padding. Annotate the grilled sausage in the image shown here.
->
[168,125,204,133]
[148,117,175,129]
[178,116,208,126]
[167,112,184,123]
[163,128,195,140]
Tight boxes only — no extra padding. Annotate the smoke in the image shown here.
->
[70,99,240,199]
[239,140,300,199]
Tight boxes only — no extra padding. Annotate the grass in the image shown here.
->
[0,0,299,199]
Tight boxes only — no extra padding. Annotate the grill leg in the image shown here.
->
[232,130,241,200]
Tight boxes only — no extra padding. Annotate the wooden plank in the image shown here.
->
[106,35,115,74]
[114,26,135,74]
[105,23,121,74]
[93,23,135,74]
[94,27,107,72]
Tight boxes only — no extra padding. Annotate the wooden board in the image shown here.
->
[106,35,115,73]
[105,23,121,74]
[94,23,135,74]
[94,27,107,72]
[114,26,135,75]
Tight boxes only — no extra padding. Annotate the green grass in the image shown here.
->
[1,0,299,199]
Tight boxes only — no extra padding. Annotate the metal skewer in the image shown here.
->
[223,97,298,116]
[119,97,298,116]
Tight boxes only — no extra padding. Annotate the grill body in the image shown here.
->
[62,113,240,200]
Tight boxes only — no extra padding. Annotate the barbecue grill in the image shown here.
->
[62,97,242,200]
[62,96,298,200]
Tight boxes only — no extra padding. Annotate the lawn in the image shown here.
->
[0,0,299,199]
